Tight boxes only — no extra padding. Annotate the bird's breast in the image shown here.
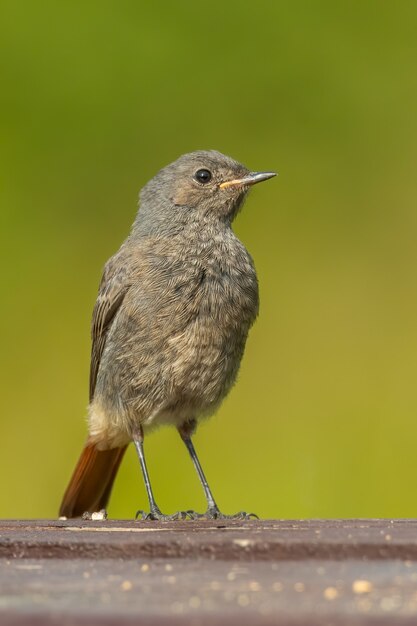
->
[156,239,259,413]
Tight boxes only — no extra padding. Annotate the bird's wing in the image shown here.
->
[89,256,130,402]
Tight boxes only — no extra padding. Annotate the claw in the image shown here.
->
[135,510,151,521]
[184,510,205,520]
[204,507,259,520]
[135,509,193,521]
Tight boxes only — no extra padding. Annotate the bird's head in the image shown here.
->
[136,150,276,236]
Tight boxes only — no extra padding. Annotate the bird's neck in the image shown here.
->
[131,206,233,241]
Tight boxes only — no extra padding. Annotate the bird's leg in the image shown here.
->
[133,427,191,521]
[178,420,258,520]
[179,420,219,517]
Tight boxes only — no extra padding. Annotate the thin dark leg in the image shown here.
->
[133,428,192,521]
[178,422,258,520]
[181,435,219,514]
[133,432,163,519]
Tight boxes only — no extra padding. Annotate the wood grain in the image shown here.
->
[1,519,417,625]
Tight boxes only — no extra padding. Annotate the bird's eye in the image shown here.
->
[194,169,212,184]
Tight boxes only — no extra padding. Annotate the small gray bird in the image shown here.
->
[60,150,276,520]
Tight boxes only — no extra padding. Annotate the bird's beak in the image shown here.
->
[219,171,277,189]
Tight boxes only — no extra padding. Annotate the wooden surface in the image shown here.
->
[1,519,417,624]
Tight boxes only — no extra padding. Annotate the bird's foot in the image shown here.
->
[135,507,193,521]
[202,506,259,521]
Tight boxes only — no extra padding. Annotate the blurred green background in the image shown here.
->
[1,1,417,519]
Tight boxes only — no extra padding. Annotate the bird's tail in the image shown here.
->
[59,442,127,518]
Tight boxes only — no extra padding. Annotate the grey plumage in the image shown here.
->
[61,150,275,519]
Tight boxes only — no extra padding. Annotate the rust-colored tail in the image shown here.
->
[59,442,128,518]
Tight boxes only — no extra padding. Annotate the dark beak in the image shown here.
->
[219,171,277,189]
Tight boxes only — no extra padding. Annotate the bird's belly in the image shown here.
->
[169,320,244,403]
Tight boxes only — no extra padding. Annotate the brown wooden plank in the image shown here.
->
[0,518,416,561]
[1,520,417,625]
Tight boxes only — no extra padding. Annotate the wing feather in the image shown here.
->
[89,257,130,401]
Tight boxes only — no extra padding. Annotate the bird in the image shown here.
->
[59,150,276,520]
